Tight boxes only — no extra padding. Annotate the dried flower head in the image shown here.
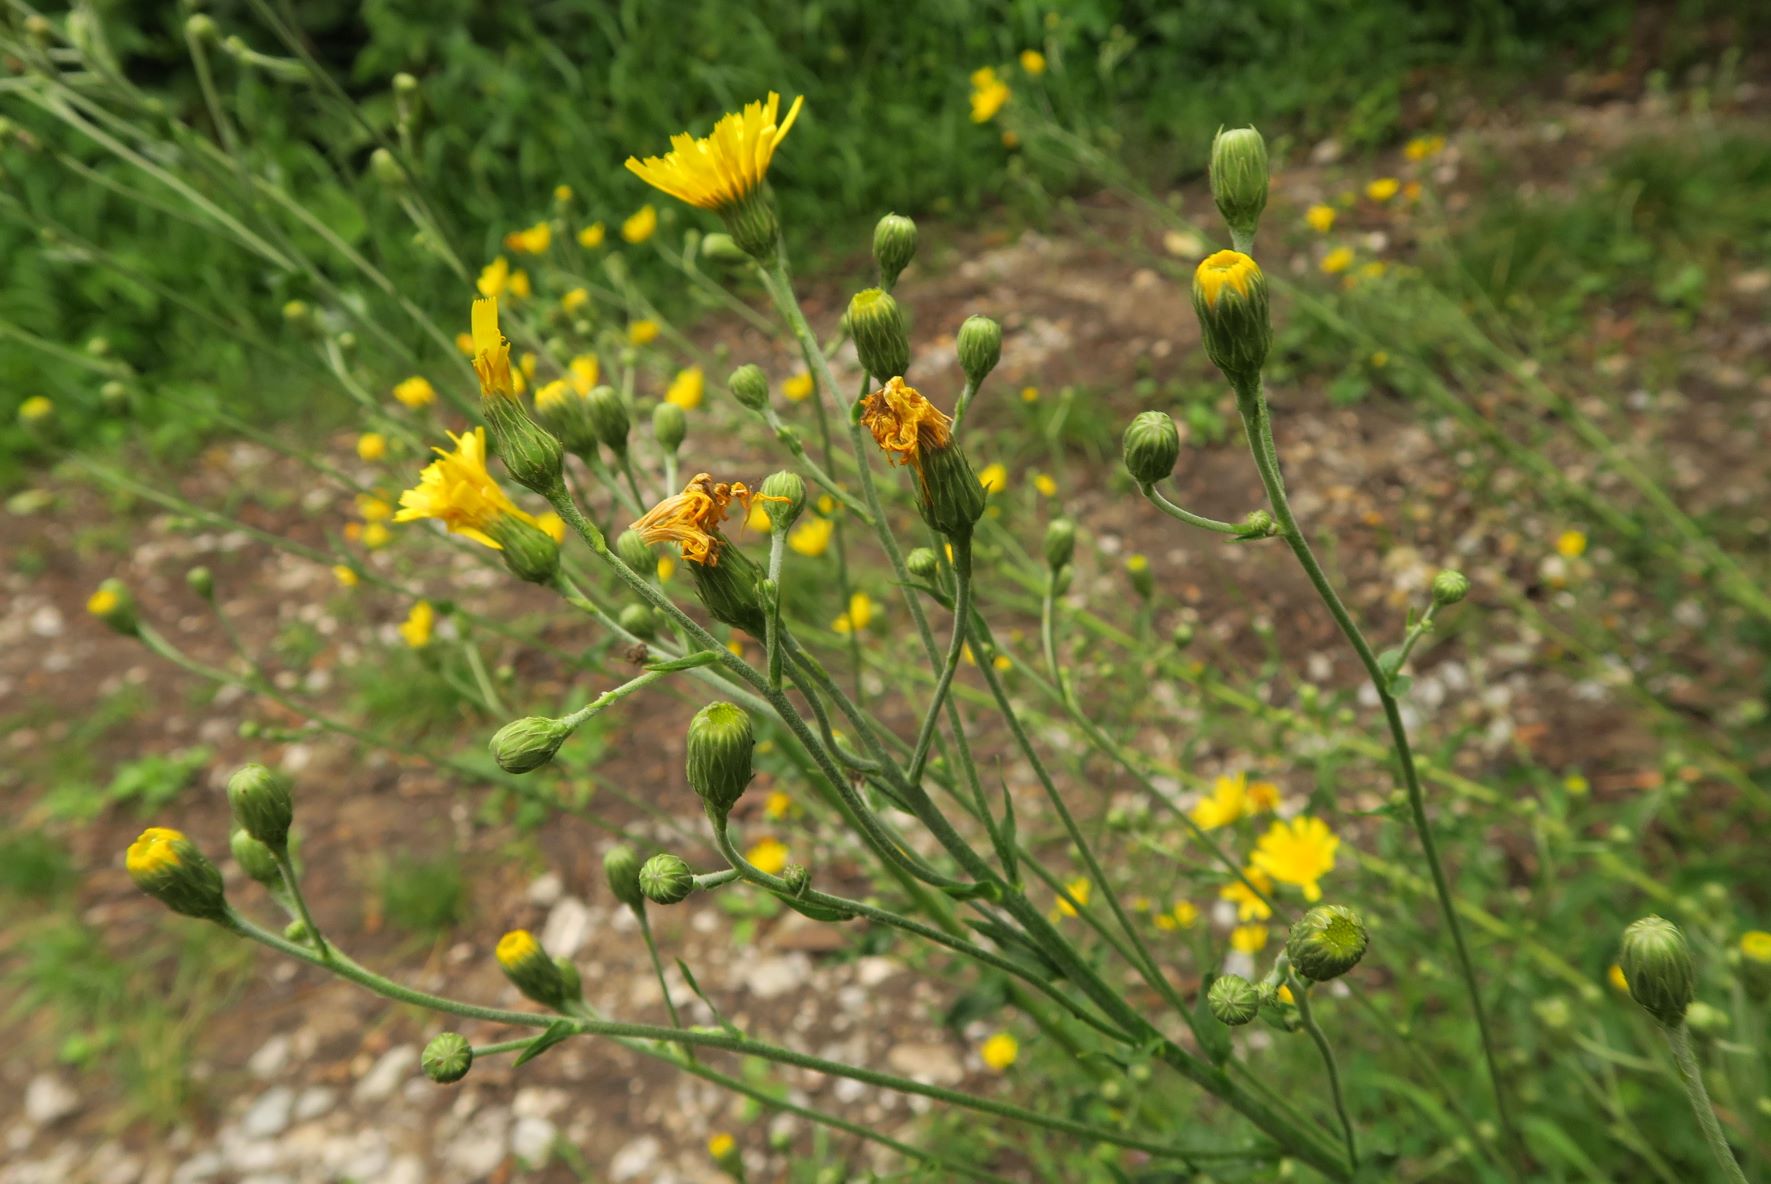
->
[628,473,778,566]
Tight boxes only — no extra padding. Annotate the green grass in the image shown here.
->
[372,853,469,940]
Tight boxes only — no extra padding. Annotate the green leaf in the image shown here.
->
[1376,646,1405,679]
[512,1019,575,1068]
[677,959,741,1037]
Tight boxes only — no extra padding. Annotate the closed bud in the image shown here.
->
[422,1032,473,1083]
[727,363,770,412]
[956,315,1002,388]
[583,385,630,455]
[700,232,751,265]
[125,827,228,921]
[688,541,770,635]
[1684,1000,1728,1038]
[604,844,646,910]
[185,14,219,44]
[1287,905,1370,981]
[229,827,283,889]
[532,382,597,456]
[1126,555,1154,600]
[369,147,404,188]
[489,716,572,774]
[686,702,755,818]
[482,396,566,501]
[100,380,131,412]
[488,516,561,586]
[1432,569,1470,606]
[1122,411,1180,485]
[186,566,214,600]
[652,401,686,453]
[1619,915,1695,1027]
[759,471,805,533]
[639,853,695,904]
[1192,251,1272,386]
[86,578,139,636]
[282,299,311,326]
[1208,974,1262,1026]
[616,529,654,573]
[781,864,810,896]
[495,929,567,1008]
[873,213,918,287]
[906,547,939,580]
[226,763,294,852]
[1172,622,1195,649]
[392,72,419,97]
[1209,127,1269,245]
[618,602,657,640]
[1238,509,1276,538]
[1043,518,1076,570]
[284,919,310,944]
[848,289,910,382]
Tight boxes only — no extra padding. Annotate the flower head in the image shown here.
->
[970,67,1011,123]
[393,376,436,408]
[980,1031,1019,1071]
[19,395,52,423]
[629,473,777,566]
[1742,930,1771,963]
[746,837,790,876]
[1194,250,1260,308]
[1219,866,1274,922]
[782,371,815,401]
[1321,246,1355,274]
[860,377,954,475]
[1019,49,1046,75]
[399,600,435,648]
[788,516,834,557]
[666,367,705,410]
[503,221,551,254]
[356,432,387,462]
[395,427,540,550]
[126,826,187,878]
[621,204,657,244]
[577,222,606,248]
[1230,924,1269,953]
[1251,816,1339,901]
[1366,177,1400,202]
[625,93,804,213]
[469,298,514,398]
[1305,204,1336,233]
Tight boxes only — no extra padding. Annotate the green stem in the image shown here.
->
[908,531,973,783]
[271,850,330,961]
[1290,973,1358,1169]
[1665,1024,1749,1184]
[1142,484,1256,535]
[634,908,691,1060]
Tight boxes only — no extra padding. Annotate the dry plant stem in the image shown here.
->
[1288,972,1358,1168]
[1232,376,1520,1163]
[1665,1025,1750,1184]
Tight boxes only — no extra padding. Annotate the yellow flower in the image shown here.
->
[362,521,391,549]
[726,639,745,658]
[970,67,1011,123]
[477,255,511,298]
[629,319,661,346]
[1194,249,1260,307]
[1740,931,1771,963]
[1366,177,1401,202]
[356,432,388,462]
[503,221,552,254]
[1251,816,1339,901]
[621,203,658,244]
[1033,473,1057,497]
[1359,260,1388,280]
[535,511,567,544]
[1556,530,1587,559]
[627,92,804,216]
[1403,180,1423,202]
[357,495,393,522]
[744,501,773,533]
[455,332,475,356]
[747,836,790,876]
[1276,984,1295,1005]
[764,790,794,821]
[980,1031,1019,1071]
[817,495,836,515]
[508,269,531,299]
[86,585,121,617]
[19,395,52,423]
[629,473,775,566]
[1305,204,1336,233]
[782,371,815,401]
[1230,924,1269,953]
[393,376,436,408]
[1608,963,1629,992]
[992,654,1012,672]
[977,463,1007,493]
[1019,49,1046,75]
[568,354,600,394]
[1171,900,1199,928]
[788,516,834,557]
[657,556,676,583]
[833,592,874,634]
[1563,773,1590,796]
[577,222,606,248]
[1020,385,1039,402]
[554,184,573,203]
[560,287,590,314]
[333,565,359,588]
[1054,877,1090,918]
[707,1133,735,1160]
[1220,867,1274,922]
[535,380,572,412]
[1125,554,1148,574]
[495,929,541,971]
[468,298,514,398]
[666,367,705,410]
[1404,134,1446,162]
[1245,778,1281,813]
[1370,351,1390,368]
[399,600,435,648]
[394,426,542,550]
[125,826,186,877]
[1320,246,1355,274]
[1191,773,1255,830]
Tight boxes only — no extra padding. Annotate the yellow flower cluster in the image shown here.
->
[969,67,1011,124]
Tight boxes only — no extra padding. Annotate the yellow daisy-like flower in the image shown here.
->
[503,221,552,254]
[568,354,600,394]
[477,256,511,299]
[560,287,590,314]
[746,836,790,876]
[361,522,391,549]
[782,371,815,401]
[357,495,393,522]
[1219,866,1274,922]
[977,462,1007,493]
[399,600,435,648]
[508,269,531,299]
[625,93,804,213]
[629,319,661,346]
[1033,473,1057,497]
[666,367,705,410]
[86,585,121,618]
[1556,529,1587,559]
[1245,778,1281,813]
[1739,930,1771,963]
[1019,49,1046,75]
[1404,134,1446,162]
[19,395,53,423]
[969,67,1011,124]
[1054,876,1090,918]
[393,426,541,550]
[980,1031,1019,1071]
[629,472,774,567]
[1195,249,1261,307]
[1366,177,1400,202]
[621,204,658,244]
[125,826,186,877]
[1305,204,1336,233]
[392,376,436,408]
[1191,773,1252,830]
[1230,924,1269,953]
[1251,816,1339,901]
[788,516,834,558]
[707,1133,736,1161]
[577,222,606,248]
[332,565,359,588]
[468,298,514,399]
[833,591,874,634]
[495,928,541,971]
[764,790,794,821]
[1320,246,1355,275]
[356,432,387,462]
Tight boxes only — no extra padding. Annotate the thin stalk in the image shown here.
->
[1290,973,1358,1169]
[1142,483,1255,535]
[271,851,330,961]
[633,908,690,1059]
[1665,1024,1749,1184]
[908,531,973,783]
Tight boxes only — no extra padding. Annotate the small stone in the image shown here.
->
[527,872,564,907]
[24,1074,80,1126]
[292,1086,336,1122]
[609,1135,661,1182]
[247,1035,290,1080]
[745,953,810,1000]
[239,1086,295,1139]
[885,1042,964,1086]
[541,896,593,959]
[445,1107,511,1178]
[512,1115,557,1164]
[352,1045,418,1103]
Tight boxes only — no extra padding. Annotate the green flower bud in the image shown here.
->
[1286,905,1370,982]
[700,232,751,266]
[532,385,598,457]
[1432,570,1470,606]
[956,315,1002,388]
[727,363,770,412]
[392,72,419,97]
[125,827,228,922]
[583,385,630,455]
[906,547,939,580]
[1122,411,1180,485]
[100,380,131,412]
[230,827,283,889]
[1209,126,1269,245]
[618,602,657,640]
[687,539,770,635]
[1126,554,1154,600]
[226,763,294,852]
[759,471,806,533]
[489,716,572,774]
[1208,974,1262,1026]
[282,300,311,326]
[873,213,918,288]
[495,929,567,1008]
[369,147,404,188]
[848,288,910,382]
[652,401,687,453]
[422,1032,473,1084]
[604,844,646,910]
[1172,622,1195,649]
[488,515,561,587]
[686,702,755,817]
[482,394,566,501]
[86,579,139,637]
[185,14,219,44]
[781,863,810,896]
[616,529,654,573]
[1620,915,1695,1027]
[1043,518,1076,570]
[1192,251,1272,386]
[1533,996,1573,1033]
[1238,509,1276,538]
[1685,1000,1728,1038]
[185,566,214,600]
[639,853,695,905]
[284,918,310,944]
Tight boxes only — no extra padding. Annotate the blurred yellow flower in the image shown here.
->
[1366,177,1400,202]
[782,371,815,401]
[764,790,794,820]
[86,585,120,617]
[1220,866,1274,922]
[1305,204,1336,233]
[361,522,391,549]
[1402,180,1423,202]
[560,287,590,314]
[629,319,661,346]
[1359,260,1388,280]
[970,66,1011,123]
[1155,900,1199,931]
[393,376,436,408]
[399,600,434,648]
[1740,931,1771,963]
[621,204,658,244]
[747,837,790,876]
[1230,924,1269,953]
[577,222,606,248]
[1191,772,1258,830]
[1321,246,1355,274]
[656,555,676,582]
[569,354,600,393]
[977,462,1007,492]
[357,495,393,522]
[508,269,531,299]
[745,501,773,532]
[503,221,551,254]
[455,332,475,356]
[536,511,567,544]
[980,1031,1019,1071]
[833,591,874,634]
[19,395,52,423]
[1251,816,1339,901]
[356,432,387,462]
[1404,134,1446,162]
[666,367,705,410]
[553,184,573,203]
[1608,963,1629,991]
[817,495,836,515]
[788,516,834,557]
[707,1133,735,1160]
[1019,49,1046,75]
[1033,473,1057,497]
[626,93,804,214]
[333,565,359,588]
[992,654,1012,672]
[1020,385,1039,402]
[1556,530,1587,559]
[1054,876,1090,918]
[477,256,512,298]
